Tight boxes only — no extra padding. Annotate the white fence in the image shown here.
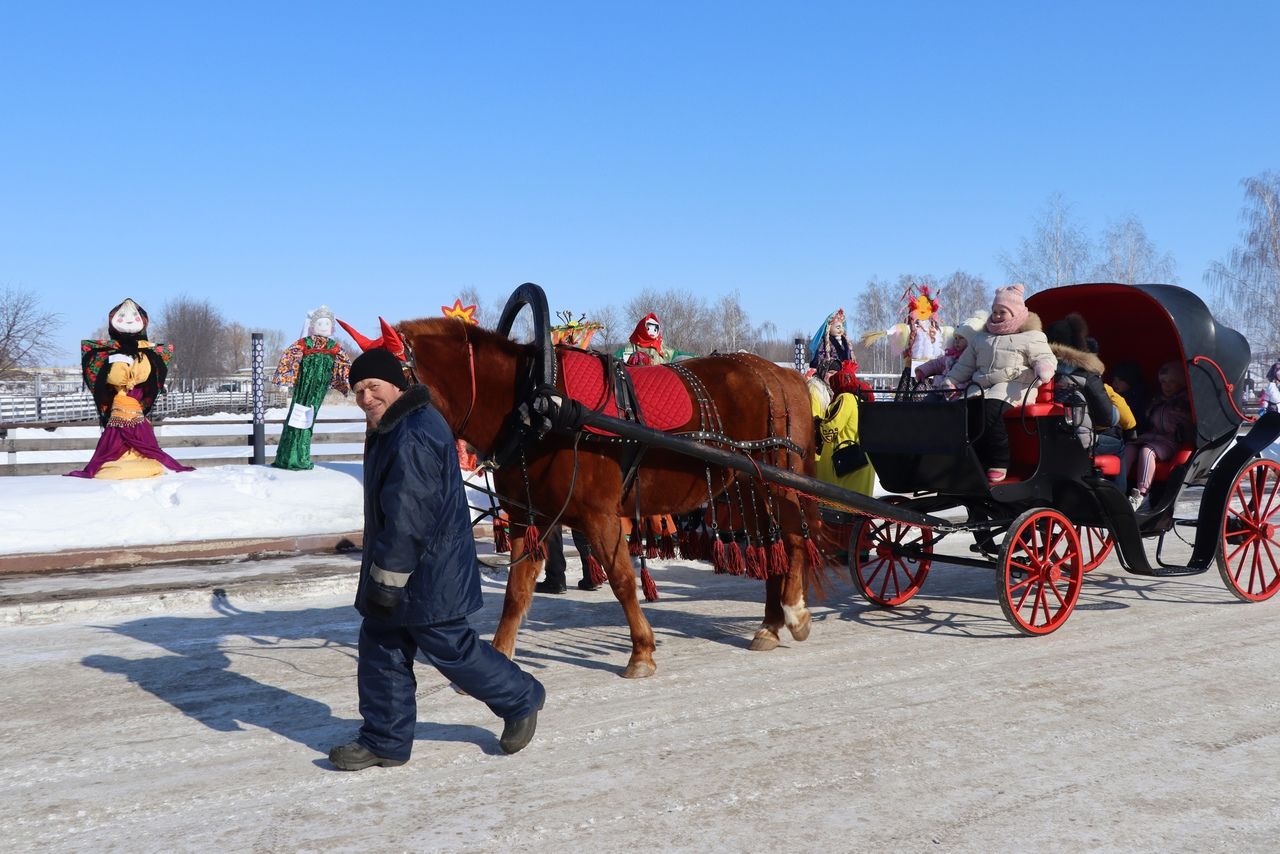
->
[0,378,287,425]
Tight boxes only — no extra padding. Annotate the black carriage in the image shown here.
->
[843,283,1280,634]
[484,281,1280,638]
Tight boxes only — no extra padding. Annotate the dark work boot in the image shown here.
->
[500,689,546,755]
[534,580,567,594]
[328,741,407,771]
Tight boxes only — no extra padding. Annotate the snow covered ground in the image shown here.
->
[0,406,505,556]
[2,542,1279,852]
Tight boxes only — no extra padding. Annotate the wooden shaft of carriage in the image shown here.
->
[538,391,956,533]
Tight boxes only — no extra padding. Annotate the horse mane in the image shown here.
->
[398,316,533,360]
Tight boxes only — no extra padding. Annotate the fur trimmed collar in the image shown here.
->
[1019,311,1043,333]
[373,383,434,435]
[1050,342,1105,375]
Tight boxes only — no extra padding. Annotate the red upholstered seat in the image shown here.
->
[1096,447,1193,480]
[1003,383,1065,420]
[1094,455,1121,476]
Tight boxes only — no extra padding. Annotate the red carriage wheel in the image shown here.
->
[997,508,1083,635]
[1076,526,1115,574]
[850,511,934,607]
[1217,458,1280,602]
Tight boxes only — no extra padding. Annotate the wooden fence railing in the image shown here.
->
[0,418,368,476]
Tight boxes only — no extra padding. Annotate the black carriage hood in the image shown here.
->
[1027,283,1251,449]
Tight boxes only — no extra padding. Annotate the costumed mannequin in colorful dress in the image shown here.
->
[809,308,853,371]
[67,298,194,479]
[614,313,692,366]
[863,285,945,375]
[271,305,351,471]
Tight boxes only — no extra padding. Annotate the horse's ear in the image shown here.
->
[379,317,406,360]
[337,318,380,353]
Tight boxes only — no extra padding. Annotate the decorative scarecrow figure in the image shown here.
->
[614,312,692,366]
[862,284,945,374]
[271,305,351,471]
[67,298,194,479]
[550,310,604,349]
[809,307,853,371]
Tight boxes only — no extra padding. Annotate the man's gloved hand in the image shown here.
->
[365,580,404,619]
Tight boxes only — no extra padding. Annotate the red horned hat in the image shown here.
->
[336,316,406,360]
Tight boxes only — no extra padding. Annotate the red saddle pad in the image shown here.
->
[558,348,693,435]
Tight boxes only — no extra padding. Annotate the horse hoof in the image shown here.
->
[788,612,812,642]
[622,660,657,679]
[749,631,781,651]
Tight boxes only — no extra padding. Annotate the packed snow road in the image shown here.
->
[2,546,1278,853]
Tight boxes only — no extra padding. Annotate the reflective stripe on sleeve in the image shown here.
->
[370,564,411,588]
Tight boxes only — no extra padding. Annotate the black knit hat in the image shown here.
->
[349,348,409,390]
[1046,312,1089,350]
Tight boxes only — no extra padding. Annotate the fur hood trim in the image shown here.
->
[374,383,434,435]
[1050,343,1105,375]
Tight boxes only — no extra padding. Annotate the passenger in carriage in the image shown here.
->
[943,284,1056,484]
[914,312,987,388]
[1109,361,1151,434]
[1044,313,1115,451]
[1118,361,1191,510]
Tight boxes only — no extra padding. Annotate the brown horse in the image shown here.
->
[399,316,823,678]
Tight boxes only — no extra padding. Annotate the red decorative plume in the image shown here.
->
[336,316,406,360]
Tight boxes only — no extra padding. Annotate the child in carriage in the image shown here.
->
[1118,361,1192,510]
[913,312,988,388]
[943,284,1056,484]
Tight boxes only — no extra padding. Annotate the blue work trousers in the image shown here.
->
[356,616,543,761]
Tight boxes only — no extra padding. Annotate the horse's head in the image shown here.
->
[398,317,531,452]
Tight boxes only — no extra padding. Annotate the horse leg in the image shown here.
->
[750,500,812,650]
[589,515,657,678]
[751,575,785,651]
[490,532,541,660]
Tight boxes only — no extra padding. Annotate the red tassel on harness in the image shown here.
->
[493,512,511,554]
[645,530,659,560]
[727,540,746,576]
[659,534,676,560]
[523,525,546,562]
[586,554,608,586]
[641,565,659,601]
[745,544,768,580]
[712,537,728,573]
[677,529,690,560]
[805,537,824,571]
[768,539,789,576]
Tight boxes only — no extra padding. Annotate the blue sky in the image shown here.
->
[3,1,1277,365]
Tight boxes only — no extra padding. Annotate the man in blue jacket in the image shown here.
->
[329,347,545,771]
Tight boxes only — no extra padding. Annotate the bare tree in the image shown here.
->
[1207,172,1280,362]
[223,322,252,373]
[1092,215,1177,284]
[153,295,229,384]
[938,270,989,327]
[1000,193,1093,293]
[0,287,62,377]
[622,288,709,355]
[851,277,895,374]
[711,290,756,352]
[259,328,291,373]
[588,304,620,353]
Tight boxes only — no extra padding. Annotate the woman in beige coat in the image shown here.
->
[944,285,1056,482]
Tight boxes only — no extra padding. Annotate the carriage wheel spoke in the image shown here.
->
[1260,470,1280,519]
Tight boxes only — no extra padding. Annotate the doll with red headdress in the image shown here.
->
[67,298,194,479]
[614,312,693,366]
